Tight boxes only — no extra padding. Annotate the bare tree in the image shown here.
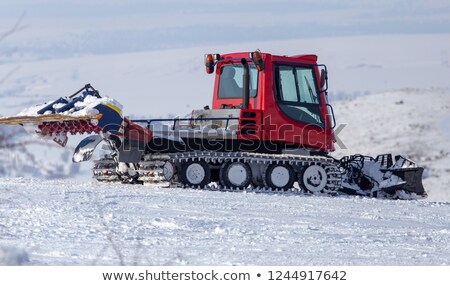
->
[0,11,27,86]
[0,14,81,178]
[0,12,28,45]
[0,13,35,176]
[0,12,27,84]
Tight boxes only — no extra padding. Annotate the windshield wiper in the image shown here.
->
[304,76,317,103]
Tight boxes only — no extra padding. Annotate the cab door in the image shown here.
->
[265,63,333,151]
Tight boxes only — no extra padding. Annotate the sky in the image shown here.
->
[1,0,450,61]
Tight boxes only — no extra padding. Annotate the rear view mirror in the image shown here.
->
[320,69,328,89]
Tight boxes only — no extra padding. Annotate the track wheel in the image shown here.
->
[300,164,328,193]
[179,160,211,188]
[220,161,252,189]
[263,163,295,190]
[163,162,175,181]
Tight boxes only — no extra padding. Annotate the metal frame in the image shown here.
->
[132,117,240,131]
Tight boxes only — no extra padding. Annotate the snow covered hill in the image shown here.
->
[0,178,449,266]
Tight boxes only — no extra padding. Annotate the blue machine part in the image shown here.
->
[95,103,123,135]
[55,95,88,113]
[37,97,69,115]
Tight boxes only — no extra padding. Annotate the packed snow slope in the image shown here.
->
[0,178,449,266]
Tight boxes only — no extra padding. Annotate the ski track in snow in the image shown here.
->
[0,178,449,266]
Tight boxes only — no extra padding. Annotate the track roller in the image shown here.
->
[219,161,252,189]
[263,163,295,191]
[299,164,329,193]
[179,160,211,188]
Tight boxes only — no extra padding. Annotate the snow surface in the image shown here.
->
[0,245,29,266]
[0,178,448,266]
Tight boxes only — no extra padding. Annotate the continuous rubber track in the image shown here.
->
[92,157,119,182]
[92,151,423,199]
[93,151,343,196]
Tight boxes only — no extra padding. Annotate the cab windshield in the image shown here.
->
[218,64,258,99]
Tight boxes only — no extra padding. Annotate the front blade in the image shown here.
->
[390,167,426,197]
[72,135,103,163]
[340,154,427,199]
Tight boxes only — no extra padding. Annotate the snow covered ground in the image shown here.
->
[0,178,448,266]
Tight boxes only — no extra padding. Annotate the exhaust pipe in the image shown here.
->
[241,58,250,109]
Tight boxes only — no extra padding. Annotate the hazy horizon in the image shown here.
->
[1,0,450,61]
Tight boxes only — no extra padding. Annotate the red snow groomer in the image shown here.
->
[0,51,426,199]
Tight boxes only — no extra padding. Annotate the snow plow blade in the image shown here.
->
[340,154,426,199]
[386,167,425,197]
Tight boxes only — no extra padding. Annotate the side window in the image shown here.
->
[218,64,258,99]
[274,64,323,128]
[279,67,297,102]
